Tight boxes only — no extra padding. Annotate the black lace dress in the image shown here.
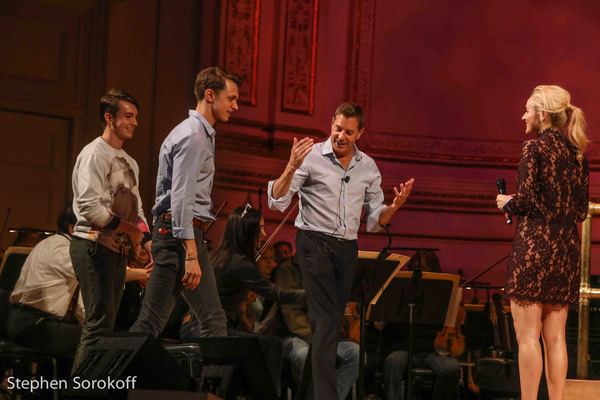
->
[505,128,589,307]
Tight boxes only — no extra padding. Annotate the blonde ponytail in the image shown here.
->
[566,105,588,159]
[530,85,588,159]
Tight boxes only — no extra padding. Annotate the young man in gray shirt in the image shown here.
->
[70,88,151,372]
[131,67,241,338]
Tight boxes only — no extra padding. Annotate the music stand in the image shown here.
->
[349,250,410,400]
[196,336,278,400]
[368,271,461,400]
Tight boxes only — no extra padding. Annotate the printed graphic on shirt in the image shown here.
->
[105,156,139,254]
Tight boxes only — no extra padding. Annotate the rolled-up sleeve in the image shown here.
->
[364,164,386,233]
[74,153,113,228]
[267,164,309,212]
[171,133,204,239]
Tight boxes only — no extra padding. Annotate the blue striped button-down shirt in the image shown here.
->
[152,110,215,239]
[268,138,385,240]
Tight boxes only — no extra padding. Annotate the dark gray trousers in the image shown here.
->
[7,304,81,359]
[130,218,226,337]
[295,230,358,400]
[70,237,126,373]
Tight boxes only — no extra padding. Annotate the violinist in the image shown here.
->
[181,204,305,398]
[212,204,305,331]
[365,251,460,400]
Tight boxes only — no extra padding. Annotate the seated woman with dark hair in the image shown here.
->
[179,204,305,397]
[211,204,305,331]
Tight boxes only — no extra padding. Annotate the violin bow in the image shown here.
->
[255,200,298,262]
[0,208,11,245]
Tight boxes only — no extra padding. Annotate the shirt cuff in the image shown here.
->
[503,199,514,215]
[172,226,195,240]
[106,216,121,230]
[141,232,152,246]
[366,205,386,232]
[267,180,292,212]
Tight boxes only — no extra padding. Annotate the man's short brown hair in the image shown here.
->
[194,67,242,102]
[99,88,139,128]
[333,102,365,130]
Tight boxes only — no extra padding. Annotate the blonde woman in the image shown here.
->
[496,85,589,400]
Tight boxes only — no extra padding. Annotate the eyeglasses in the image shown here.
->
[240,203,253,219]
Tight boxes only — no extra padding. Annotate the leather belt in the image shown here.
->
[159,213,211,230]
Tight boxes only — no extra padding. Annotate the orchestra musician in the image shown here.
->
[365,250,460,400]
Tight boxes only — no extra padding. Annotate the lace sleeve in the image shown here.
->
[509,140,540,216]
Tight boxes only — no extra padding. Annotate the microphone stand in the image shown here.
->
[461,255,509,288]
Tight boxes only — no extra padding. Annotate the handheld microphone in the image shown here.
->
[342,176,350,183]
[496,178,512,225]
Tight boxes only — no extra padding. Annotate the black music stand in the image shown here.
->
[196,336,278,400]
[368,271,461,400]
[349,251,410,400]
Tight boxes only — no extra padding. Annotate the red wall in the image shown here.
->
[210,0,600,296]
[2,0,600,300]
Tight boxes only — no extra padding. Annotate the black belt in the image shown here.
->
[159,212,211,230]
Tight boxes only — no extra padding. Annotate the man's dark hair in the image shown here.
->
[99,88,140,128]
[333,102,365,130]
[273,241,292,251]
[57,205,77,234]
[194,67,242,102]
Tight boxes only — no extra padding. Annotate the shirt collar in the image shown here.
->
[322,137,362,161]
[189,110,216,138]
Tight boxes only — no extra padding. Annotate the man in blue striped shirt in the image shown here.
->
[131,67,240,338]
[268,102,414,399]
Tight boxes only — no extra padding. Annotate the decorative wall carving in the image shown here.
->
[367,130,522,167]
[215,130,508,213]
[346,0,376,125]
[222,0,260,105]
[365,131,600,169]
[281,0,319,114]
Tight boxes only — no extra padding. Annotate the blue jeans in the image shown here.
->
[283,336,359,400]
[382,350,460,400]
[130,219,226,337]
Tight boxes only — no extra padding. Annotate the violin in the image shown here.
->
[239,290,258,332]
[0,208,11,258]
[433,303,466,357]
[343,301,361,344]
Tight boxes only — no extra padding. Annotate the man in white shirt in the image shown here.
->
[7,206,82,359]
[70,88,151,372]
[7,206,151,375]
